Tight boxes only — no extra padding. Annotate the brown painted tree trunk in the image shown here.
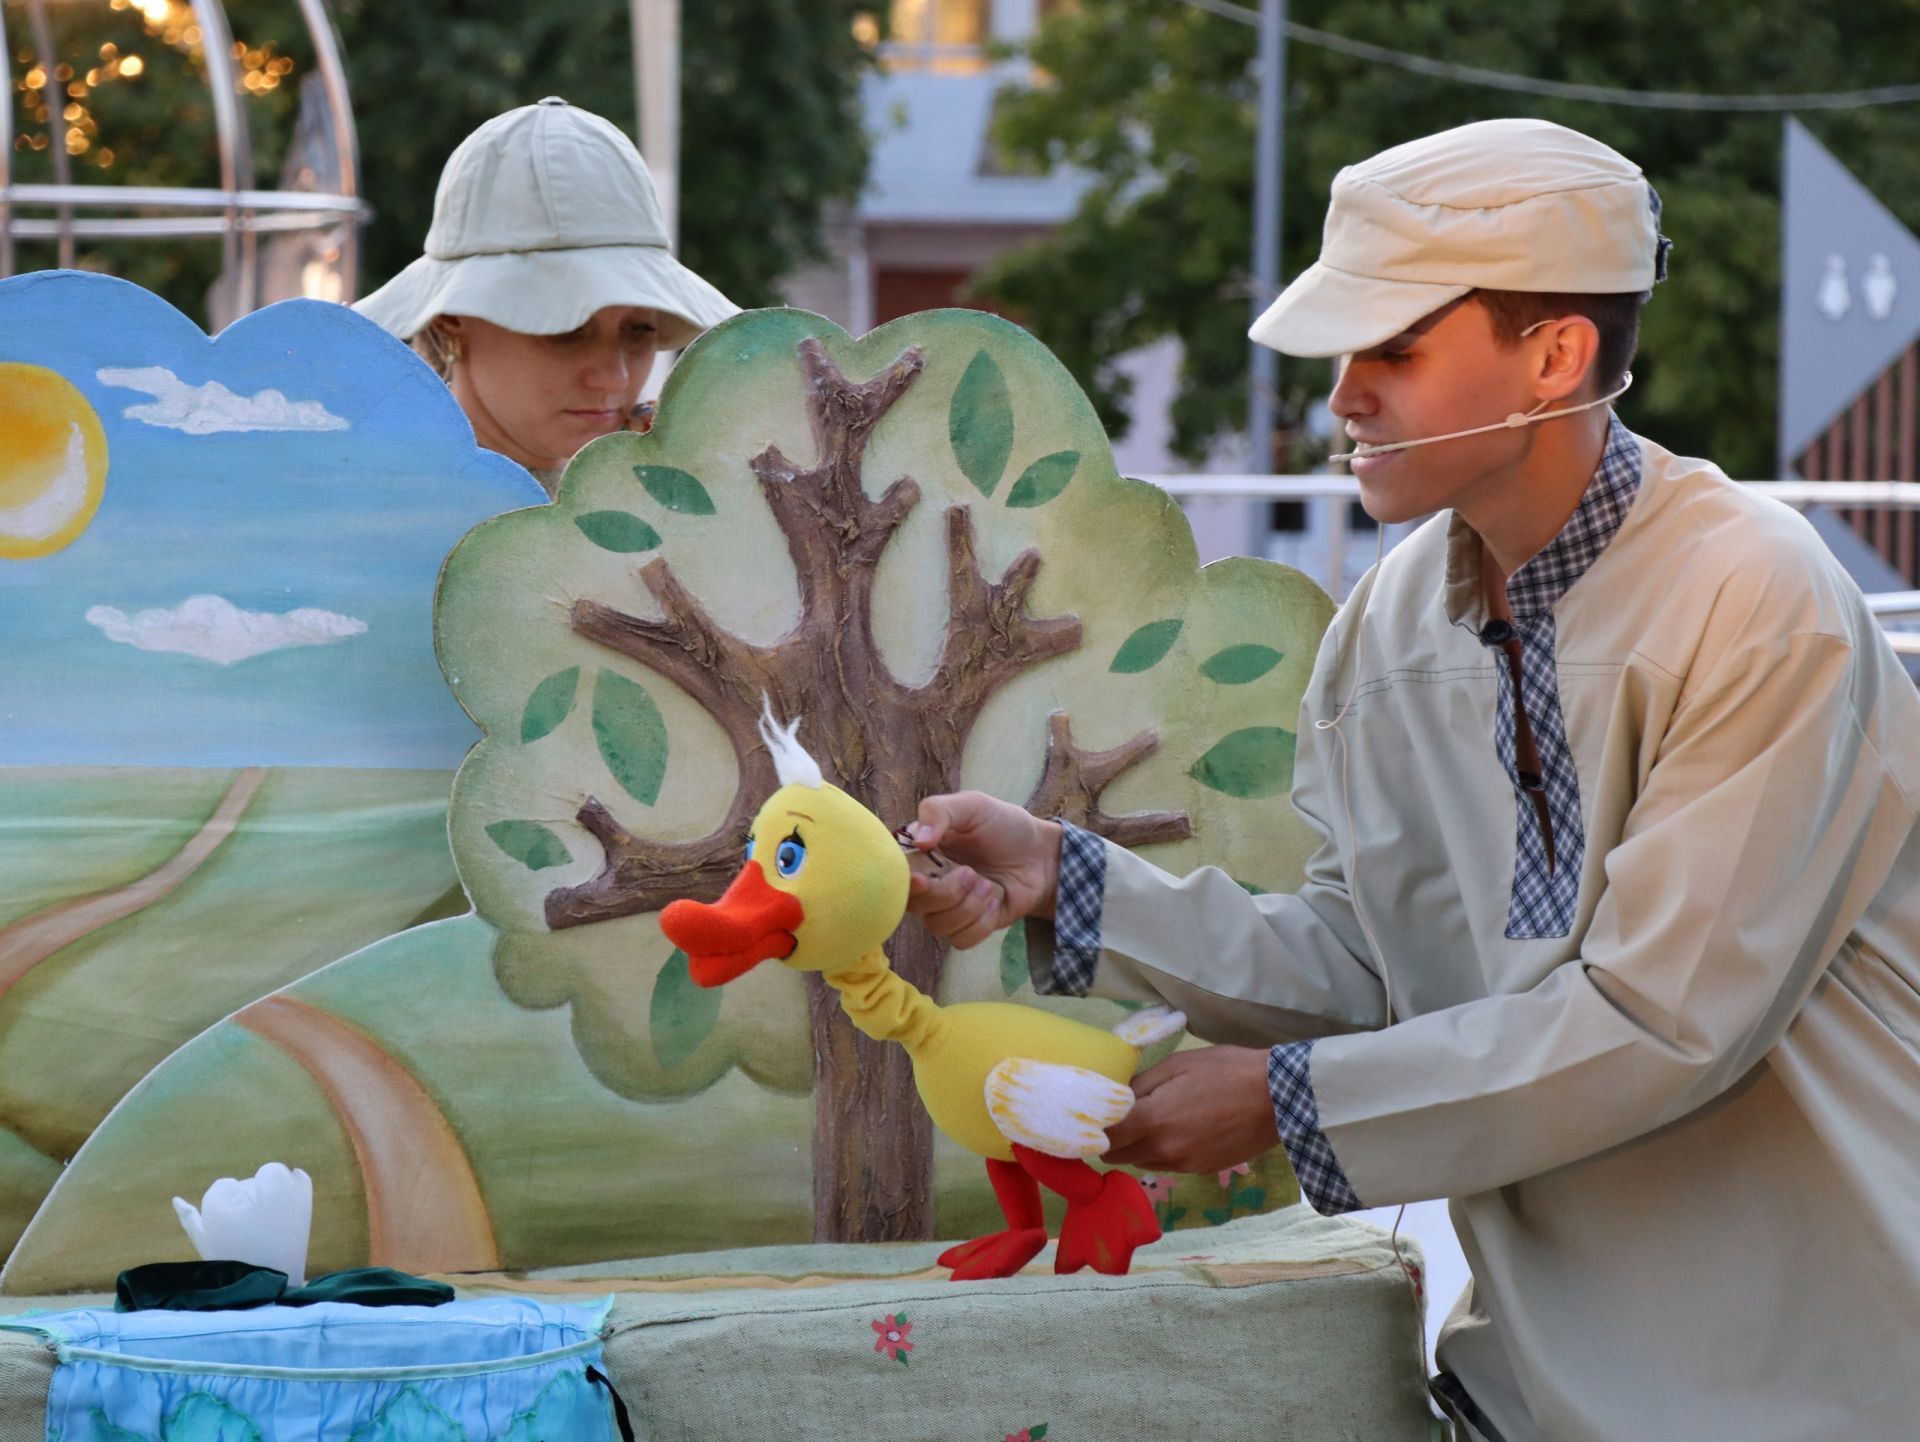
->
[806,928,941,1241]
[544,338,1191,1243]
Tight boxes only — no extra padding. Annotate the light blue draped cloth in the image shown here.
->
[0,1297,615,1442]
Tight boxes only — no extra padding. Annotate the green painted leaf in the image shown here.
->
[520,666,581,742]
[1240,1185,1268,1211]
[1000,925,1029,996]
[1005,449,1079,508]
[1164,1205,1187,1226]
[1190,727,1297,799]
[634,464,716,515]
[1032,1427,1049,1440]
[895,1311,907,1324]
[949,350,1014,496]
[897,1351,910,1367]
[592,669,670,806]
[1235,878,1270,896]
[485,820,571,872]
[650,950,723,1071]
[1109,618,1183,673]
[1202,1206,1230,1226]
[1201,643,1284,685]
[575,510,663,553]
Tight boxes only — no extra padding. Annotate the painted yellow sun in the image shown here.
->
[0,362,109,560]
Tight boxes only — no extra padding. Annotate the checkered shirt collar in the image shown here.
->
[1503,416,1643,622]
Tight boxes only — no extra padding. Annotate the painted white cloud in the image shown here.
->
[95,365,349,435]
[86,594,368,666]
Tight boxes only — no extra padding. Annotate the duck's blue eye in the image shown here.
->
[775,835,806,878]
[744,836,756,863]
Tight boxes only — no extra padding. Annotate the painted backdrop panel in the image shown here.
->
[0,271,544,1263]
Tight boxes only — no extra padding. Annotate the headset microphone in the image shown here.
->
[1327,372,1632,464]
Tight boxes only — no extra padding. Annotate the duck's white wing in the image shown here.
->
[985,1057,1135,1160]
[1110,1005,1186,1048]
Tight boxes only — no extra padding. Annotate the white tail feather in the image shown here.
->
[1111,1005,1186,1048]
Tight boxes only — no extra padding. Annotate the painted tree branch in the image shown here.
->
[549,559,779,928]
[801,337,923,496]
[924,505,1083,735]
[752,339,927,603]
[1027,711,1193,848]
[572,558,775,720]
[543,796,759,929]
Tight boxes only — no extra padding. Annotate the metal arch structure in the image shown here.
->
[0,0,366,311]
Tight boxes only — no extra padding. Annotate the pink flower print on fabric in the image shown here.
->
[872,1313,914,1365]
[1217,1161,1251,1189]
[1139,1174,1177,1205]
[1004,1426,1049,1441]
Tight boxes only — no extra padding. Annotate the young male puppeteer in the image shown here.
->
[907,119,1920,1441]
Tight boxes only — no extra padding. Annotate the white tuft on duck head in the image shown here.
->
[759,698,824,790]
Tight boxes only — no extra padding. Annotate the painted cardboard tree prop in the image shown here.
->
[437,307,1333,1244]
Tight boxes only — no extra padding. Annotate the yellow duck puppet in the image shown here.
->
[660,710,1187,1281]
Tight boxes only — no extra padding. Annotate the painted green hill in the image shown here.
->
[0,766,462,1258]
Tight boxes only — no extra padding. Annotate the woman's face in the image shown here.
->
[441,306,661,475]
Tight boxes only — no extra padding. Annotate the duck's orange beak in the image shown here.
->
[660,861,806,987]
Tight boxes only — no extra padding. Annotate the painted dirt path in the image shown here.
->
[237,993,499,1273]
[0,765,496,1278]
[0,766,267,999]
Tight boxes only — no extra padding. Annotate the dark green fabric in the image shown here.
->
[114,1263,452,1313]
[115,1262,286,1314]
[282,1268,453,1308]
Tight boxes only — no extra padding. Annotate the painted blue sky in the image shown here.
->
[0,271,547,768]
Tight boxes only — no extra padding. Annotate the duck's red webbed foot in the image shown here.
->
[939,1156,1048,1281]
[1013,1144,1160,1276]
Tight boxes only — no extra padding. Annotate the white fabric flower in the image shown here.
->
[172,1162,313,1286]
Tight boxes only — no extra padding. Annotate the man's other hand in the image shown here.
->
[1102,1045,1281,1175]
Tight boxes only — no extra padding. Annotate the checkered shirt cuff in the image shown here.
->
[1033,819,1106,997]
[1268,1041,1364,1215]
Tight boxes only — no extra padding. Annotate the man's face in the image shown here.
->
[1329,298,1547,525]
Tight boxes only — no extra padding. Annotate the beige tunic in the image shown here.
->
[1067,435,1920,1440]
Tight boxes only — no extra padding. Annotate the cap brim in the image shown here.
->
[1249,261,1471,358]
[353,245,738,352]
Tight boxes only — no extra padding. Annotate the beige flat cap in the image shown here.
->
[1252,118,1666,358]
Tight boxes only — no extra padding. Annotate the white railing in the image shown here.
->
[1139,474,1920,655]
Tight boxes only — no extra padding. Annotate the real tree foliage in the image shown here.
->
[5,0,880,320]
[977,0,1920,478]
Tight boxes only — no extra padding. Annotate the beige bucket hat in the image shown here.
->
[354,97,737,351]
[1252,118,1668,358]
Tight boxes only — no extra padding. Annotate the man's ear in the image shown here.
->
[1533,316,1602,403]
